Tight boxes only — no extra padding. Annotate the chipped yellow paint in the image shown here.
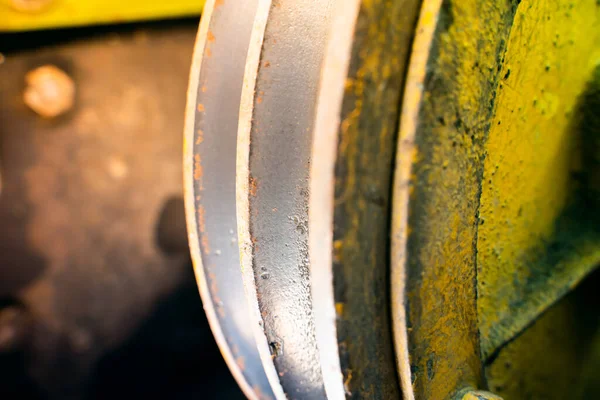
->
[0,0,203,31]
[477,0,600,359]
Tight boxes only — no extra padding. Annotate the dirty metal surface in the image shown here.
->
[309,2,360,398]
[392,0,600,398]
[0,25,195,396]
[183,0,274,399]
[485,270,599,400]
[236,0,332,398]
[476,0,600,360]
[310,0,421,398]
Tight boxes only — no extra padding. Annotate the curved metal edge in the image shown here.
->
[183,2,259,399]
[309,0,361,398]
[236,1,286,399]
[239,1,335,396]
[390,1,443,400]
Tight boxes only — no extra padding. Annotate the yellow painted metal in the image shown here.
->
[458,390,502,400]
[477,0,600,360]
[392,0,519,397]
[0,0,204,31]
[486,273,598,400]
[393,0,599,398]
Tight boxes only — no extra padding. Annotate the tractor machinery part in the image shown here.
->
[185,0,600,399]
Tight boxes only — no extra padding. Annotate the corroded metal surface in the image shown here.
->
[310,0,421,398]
[0,26,194,395]
[237,1,333,398]
[183,0,274,398]
[180,0,599,398]
[309,2,360,398]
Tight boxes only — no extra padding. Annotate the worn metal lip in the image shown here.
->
[236,0,286,398]
[308,0,361,398]
[390,1,444,399]
[183,1,273,398]
[238,0,334,398]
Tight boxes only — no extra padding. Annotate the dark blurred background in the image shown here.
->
[0,17,243,399]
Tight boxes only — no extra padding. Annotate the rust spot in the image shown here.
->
[344,369,353,395]
[205,47,212,58]
[193,154,203,183]
[256,96,263,104]
[249,176,258,197]
[201,85,207,93]
[217,305,225,318]
[264,61,271,68]
[207,31,215,43]
[253,385,268,400]
[197,103,205,112]
[201,235,210,254]
[333,239,343,263]
[196,129,204,145]
[214,0,224,7]
[197,205,206,233]
[207,272,223,316]
[236,356,246,370]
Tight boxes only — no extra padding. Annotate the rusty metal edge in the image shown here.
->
[309,0,361,398]
[390,1,442,399]
[183,2,258,399]
[236,1,286,399]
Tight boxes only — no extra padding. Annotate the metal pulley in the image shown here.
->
[184,0,600,399]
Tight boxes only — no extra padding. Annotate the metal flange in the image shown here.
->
[184,0,274,398]
[236,0,333,398]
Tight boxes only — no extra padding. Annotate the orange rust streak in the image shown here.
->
[249,176,258,197]
[197,205,206,233]
[196,129,204,144]
[193,154,204,184]
[236,356,246,371]
[207,30,215,42]
[201,235,210,254]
